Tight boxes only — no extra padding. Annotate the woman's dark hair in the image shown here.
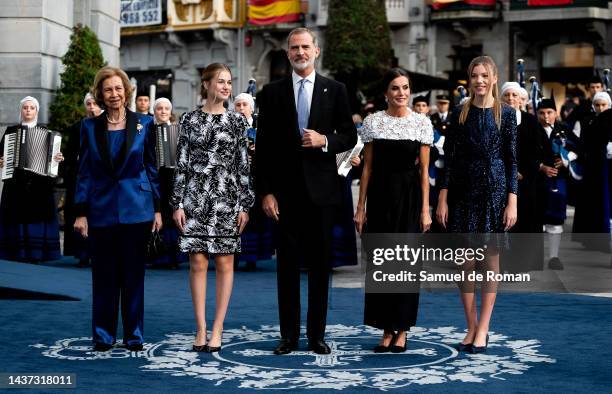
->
[381,68,410,93]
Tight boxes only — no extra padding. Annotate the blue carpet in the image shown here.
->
[0,258,610,393]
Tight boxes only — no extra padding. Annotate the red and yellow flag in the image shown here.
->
[431,0,495,10]
[248,0,301,25]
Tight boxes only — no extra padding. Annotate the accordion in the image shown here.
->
[2,125,62,180]
[335,136,364,177]
[155,123,180,168]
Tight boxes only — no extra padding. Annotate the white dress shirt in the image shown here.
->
[543,125,553,139]
[292,69,316,111]
[292,69,328,151]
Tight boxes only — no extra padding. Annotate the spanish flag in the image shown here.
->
[431,0,495,10]
[248,0,301,25]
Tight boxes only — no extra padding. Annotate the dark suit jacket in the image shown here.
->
[255,73,357,206]
[74,110,161,227]
[430,112,450,135]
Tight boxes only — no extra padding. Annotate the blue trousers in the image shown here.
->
[90,222,151,346]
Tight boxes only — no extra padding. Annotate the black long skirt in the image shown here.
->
[363,139,421,331]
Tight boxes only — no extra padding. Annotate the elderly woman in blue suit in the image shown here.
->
[74,67,162,352]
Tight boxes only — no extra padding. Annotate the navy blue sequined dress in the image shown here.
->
[442,105,518,237]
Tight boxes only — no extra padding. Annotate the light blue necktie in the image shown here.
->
[297,78,309,136]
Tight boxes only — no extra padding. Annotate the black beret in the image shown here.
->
[538,98,557,111]
[413,95,429,105]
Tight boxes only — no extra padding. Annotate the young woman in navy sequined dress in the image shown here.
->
[437,56,518,353]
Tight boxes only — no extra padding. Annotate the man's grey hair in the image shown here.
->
[287,27,318,48]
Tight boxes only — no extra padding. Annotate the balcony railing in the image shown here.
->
[509,0,609,10]
[317,0,410,26]
[504,0,610,21]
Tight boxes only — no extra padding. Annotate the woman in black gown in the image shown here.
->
[354,68,433,352]
[437,56,518,353]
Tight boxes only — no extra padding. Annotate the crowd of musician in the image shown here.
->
[1,26,611,356]
[0,67,610,272]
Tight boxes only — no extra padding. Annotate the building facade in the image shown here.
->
[119,0,611,116]
[0,0,121,127]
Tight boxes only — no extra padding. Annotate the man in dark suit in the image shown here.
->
[430,94,451,135]
[565,75,604,130]
[256,28,357,355]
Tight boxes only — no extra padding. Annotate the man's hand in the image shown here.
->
[262,194,280,221]
[541,165,558,177]
[301,129,326,149]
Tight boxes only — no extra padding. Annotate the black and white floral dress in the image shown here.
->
[171,110,254,254]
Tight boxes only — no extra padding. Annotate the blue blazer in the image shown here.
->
[74,110,161,227]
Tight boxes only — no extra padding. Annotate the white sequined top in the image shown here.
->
[359,110,434,145]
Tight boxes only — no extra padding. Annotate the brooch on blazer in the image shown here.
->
[137,123,143,134]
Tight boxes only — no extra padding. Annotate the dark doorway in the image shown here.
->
[447,45,484,87]
[127,69,173,101]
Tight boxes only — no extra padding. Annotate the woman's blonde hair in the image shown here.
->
[200,63,232,100]
[459,56,502,129]
[92,67,134,109]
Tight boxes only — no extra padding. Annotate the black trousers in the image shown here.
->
[90,222,151,345]
[276,193,333,341]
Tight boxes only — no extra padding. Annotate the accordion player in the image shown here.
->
[1,125,62,180]
[155,123,180,168]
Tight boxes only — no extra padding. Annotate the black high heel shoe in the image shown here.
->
[470,334,489,354]
[457,342,473,352]
[204,344,221,353]
[373,332,396,353]
[390,333,407,353]
[192,332,208,352]
[206,333,223,353]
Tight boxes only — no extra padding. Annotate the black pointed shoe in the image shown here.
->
[548,257,564,270]
[204,344,221,353]
[274,339,298,355]
[373,333,396,353]
[390,333,407,353]
[457,342,473,352]
[308,339,331,355]
[470,335,489,354]
[93,343,113,352]
[126,343,143,352]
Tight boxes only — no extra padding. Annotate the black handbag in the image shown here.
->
[147,230,167,260]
